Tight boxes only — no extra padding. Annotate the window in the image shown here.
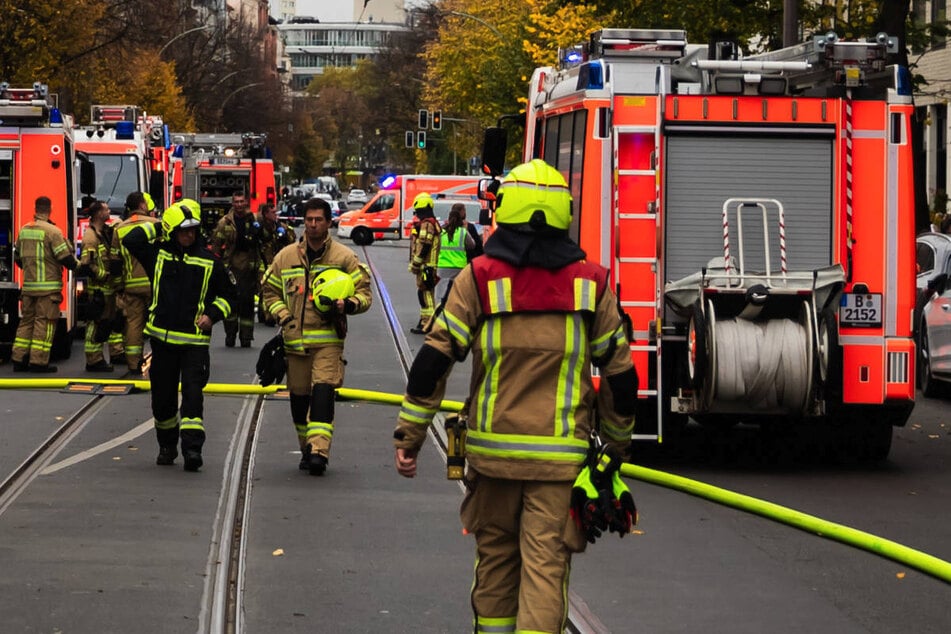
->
[918,241,936,275]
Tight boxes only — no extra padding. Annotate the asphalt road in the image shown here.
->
[0,236,949,633]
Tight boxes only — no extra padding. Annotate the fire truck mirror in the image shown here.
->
[481,127,507,177]
[78,156,96,196]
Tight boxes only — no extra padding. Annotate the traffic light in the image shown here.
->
[405,131,414,148]
[417,131,427,149]
[432,110,442,131]
[418,109,429,129]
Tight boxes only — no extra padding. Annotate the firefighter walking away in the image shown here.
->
[394,160,638,633]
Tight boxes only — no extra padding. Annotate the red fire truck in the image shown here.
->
[482,29,916,459]
[0,82,95,361]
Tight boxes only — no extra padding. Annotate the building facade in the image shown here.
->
[914,0,950,216]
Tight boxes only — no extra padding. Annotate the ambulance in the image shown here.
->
[170,132,276,239]
[482,29,916,459]
[336,174,482,245]
[0,82,95,361]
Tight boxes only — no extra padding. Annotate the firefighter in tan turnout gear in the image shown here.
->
[212,192,260,347]
[408,192,441,334]
[11,196,80,372]
[78,200,124,372]
[261,197,372,475]
[111,191,161,375]
[394,160,638,633]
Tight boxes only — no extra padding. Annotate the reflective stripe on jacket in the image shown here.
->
[15,219,71,296]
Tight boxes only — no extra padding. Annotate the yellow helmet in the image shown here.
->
[142,192,156,212]
[495,159,572,230]
[412,192,434,211]
[311,268,355,312]
[161,200,201,240]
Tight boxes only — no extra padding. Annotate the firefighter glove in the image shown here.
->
[570,444,637,544]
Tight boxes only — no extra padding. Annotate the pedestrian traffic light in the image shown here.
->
[405,131,414,148]
[418,109,429,129]
[417,131,426,149]
[432,110,442,131]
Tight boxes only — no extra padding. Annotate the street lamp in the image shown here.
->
[444,11,504,40]
[221,82,264,110]
[159,25,213,56]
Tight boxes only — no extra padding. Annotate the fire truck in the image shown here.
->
[74,105,170,219]
[170,132,276,239]
[482,29,917,459]
[0,82,95,361]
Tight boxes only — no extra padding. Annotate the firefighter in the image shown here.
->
[408,192,441,334]
[111,191,161,375]
[254,202,296,325]
[393,159,638,633]
[11,196,80,372]
[261,197,372,475]
[78,199,124,371]
[211,192,259,348]
[121,199,235,471]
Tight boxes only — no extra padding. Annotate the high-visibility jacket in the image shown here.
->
[437,226,467,269]
[14,217,73,296]
[121,223,235,346]
[260,237,372,354]
[395,255,637,481]
[111,215,160,294]
[80,224,114,295]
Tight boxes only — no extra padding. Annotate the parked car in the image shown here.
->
[330,200,348,227]
[915,232,951,396]
[347,188,368,204]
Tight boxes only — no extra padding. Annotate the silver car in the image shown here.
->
[915,232,951,396]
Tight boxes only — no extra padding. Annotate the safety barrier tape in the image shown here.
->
[2,376,947,584]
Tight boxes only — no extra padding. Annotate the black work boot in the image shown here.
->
[28,363,57,373]
[12,358,29,372]
[299,444,311,471]
[156,446,178,466]
[85,360,114,372]
[225,336,236,348]
[308,452,328,476]
[180,428,205,472]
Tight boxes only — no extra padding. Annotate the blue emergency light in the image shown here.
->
[49,108,63,125]
[379,174,398,189]
[115,121,135,140]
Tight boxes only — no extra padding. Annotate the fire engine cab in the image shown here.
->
[483,29,916,459]
[170,132,276,240]
[0,82,93,361]
[74,105,170,219]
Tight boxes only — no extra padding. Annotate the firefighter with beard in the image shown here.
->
[261,197,372,476]
[393,160,637,633]
[211,192,259,347]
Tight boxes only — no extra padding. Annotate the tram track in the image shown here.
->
[362,246,610,634]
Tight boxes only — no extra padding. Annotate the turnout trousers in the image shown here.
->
[286,344,344,458]
[460,474,577,634]
[116,290,150,371]
[149,338,210,452]
[224,266,258,344]
[12,292,62,366]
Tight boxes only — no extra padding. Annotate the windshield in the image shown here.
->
[77,154,141,216]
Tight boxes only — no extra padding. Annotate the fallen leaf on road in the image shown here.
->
[272,548,284,556]
[896,572,906,579]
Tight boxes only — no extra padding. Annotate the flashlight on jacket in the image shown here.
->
[444,409,468,480]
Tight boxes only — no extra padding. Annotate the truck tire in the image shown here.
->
[917,322,943,398]
[351,227,373,246]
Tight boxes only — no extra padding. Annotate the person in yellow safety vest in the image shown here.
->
[393,159,638,634]
[121,200,235,472]
[111,191,161,375]
[434,203,474,307]
[261,197,372,475]
[408,192,441,334]
[211,192,260,348]
[11,196,80,372]
[78,200,124,371]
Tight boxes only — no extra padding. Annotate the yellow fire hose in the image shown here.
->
[1,376,948,584]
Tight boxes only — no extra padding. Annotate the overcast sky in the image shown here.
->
[292,1,351,22]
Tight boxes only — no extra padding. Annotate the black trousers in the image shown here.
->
[149,337,210,427]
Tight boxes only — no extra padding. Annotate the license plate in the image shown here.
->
[839,293,882,327]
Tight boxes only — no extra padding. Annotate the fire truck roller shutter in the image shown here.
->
[663,132,834,322]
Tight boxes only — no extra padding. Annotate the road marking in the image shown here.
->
[40,419,154,475]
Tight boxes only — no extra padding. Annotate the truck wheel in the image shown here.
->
[865,420,893,462]
[351,227,373,246]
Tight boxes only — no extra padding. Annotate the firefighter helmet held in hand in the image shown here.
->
[495,159,572,230]
[311,268,355,312]
[412,192,434,212]
[162,200,201,240]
